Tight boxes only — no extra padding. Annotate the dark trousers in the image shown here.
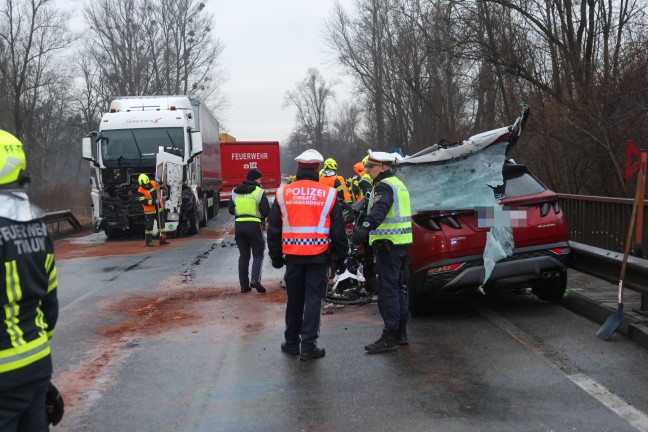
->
[284,262,328,352]
[144,211,165,235]
[234,222,265,290]
[374,243,411,331]
[0,377,50,432]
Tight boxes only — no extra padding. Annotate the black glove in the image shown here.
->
[352,221,371,245]
[45,382,64,426]
[271,256,284,269]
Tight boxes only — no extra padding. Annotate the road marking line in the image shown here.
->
[475,303,648,432]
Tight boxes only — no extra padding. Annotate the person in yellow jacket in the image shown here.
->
[228,168,270,293]
[352,150,412,354]
[319,158,351,203]
[137,174,170,247]
[0,130,60,431]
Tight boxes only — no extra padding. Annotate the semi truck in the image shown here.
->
[82,95,221,239]
[219,139,281,203]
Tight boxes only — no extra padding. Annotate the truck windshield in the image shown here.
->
[101,128,184,163]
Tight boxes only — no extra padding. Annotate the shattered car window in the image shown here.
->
[396,142,507,212]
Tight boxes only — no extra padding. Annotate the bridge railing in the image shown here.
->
[557,193,648,307]
[557,193,648,256]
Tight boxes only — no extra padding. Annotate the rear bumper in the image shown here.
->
[411,243,571,297]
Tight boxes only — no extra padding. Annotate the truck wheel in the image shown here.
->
[105,229,123,241]
[207,191,216,218]
[532,271,567,303]
[199,195,207,228]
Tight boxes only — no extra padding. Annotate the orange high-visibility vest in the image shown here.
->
[319,174,351,202]
[275,180,338,255]
[137,180,164,215]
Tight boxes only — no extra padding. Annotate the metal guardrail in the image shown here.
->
[42,210,82,230]
[570,241,648,310]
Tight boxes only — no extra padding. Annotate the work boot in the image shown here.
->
[145,234,154,247]
[365,329,398,354]
[396,319,409,345]
[241,286,251,293]
[281,342,300,355]
[159,234,170,245]
[250,281,266,293]
[300,347,325,361]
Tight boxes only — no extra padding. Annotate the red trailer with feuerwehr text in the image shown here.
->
[219,140,281,203]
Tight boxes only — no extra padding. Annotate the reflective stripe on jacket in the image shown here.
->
[275,180,337,255]
[233,187,264,222]
[0,216,58,375]
[137,180,163,215]
[368,176,413,245]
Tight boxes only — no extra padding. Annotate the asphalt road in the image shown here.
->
[49,212,648,432]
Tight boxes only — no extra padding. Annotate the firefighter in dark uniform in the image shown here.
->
[353,150,412,353]
[0,130,61,431]
[228,168,270,293]
[137,174,170,247]
[268,149,347,361]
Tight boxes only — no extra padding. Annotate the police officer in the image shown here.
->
[137,174,170,247]
[228,168,270,293]
[0,130,60,431]
[268,149,347,361]
[352,150,412,353]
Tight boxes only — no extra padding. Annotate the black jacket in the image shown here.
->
[228,180,270,221]
[267,168,347,265]
[0,191,58,389]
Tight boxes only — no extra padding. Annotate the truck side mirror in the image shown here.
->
[82,132,98,161]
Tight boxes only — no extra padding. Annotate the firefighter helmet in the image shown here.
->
[323,158,338,170]
[138,173,150,185]
[362,155,369,164]
[0,130,26,186]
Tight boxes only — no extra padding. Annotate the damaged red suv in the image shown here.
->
[399,108,570,314]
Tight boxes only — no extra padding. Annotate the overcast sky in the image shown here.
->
[60,0,351,143]
[207,0,350,142]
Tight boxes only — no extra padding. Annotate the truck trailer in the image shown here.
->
[82,95,221,239]
[219,140,281,203]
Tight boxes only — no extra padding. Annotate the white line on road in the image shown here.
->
[474,303,648,432]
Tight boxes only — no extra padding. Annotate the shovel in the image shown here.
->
[596,156,645,340]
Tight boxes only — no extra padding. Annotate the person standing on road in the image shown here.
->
[0,130,60,431]
[268,149,348,361]
[137,174,170,247]
[353,150,412,354]
[228,168,270,293]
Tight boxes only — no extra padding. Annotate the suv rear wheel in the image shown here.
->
[406,262,427,316]
[532,271,567,303]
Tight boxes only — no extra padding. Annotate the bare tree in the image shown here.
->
[81,0,226,108]
[0,0,74,139]
[283,68,336,152]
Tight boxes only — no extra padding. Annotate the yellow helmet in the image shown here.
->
[0,130,26,186]
[138,173,150,185]
[362,155,369,164]
[323,158,337,170]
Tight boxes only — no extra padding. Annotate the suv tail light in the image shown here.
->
[549,247,570,255]
[540,202,551,217]
[427,262,465,275]
[552,201,561,214]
